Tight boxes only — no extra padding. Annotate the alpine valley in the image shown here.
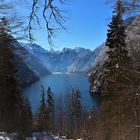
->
[12,15,140,91]
[12,41,105,87]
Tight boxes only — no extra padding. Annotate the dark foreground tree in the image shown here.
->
[35,86,48,131]
[0,16,33,136]
[0,17,23,132]
[95,1,140,140]
[46,86,55,132]
[69,89,82,138]
[20,96,32,136]
[103,0,131,98]
[102,1,131,139]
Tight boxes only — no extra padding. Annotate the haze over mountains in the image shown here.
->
[16,42,105,73]
[11,40,105,87]
[12,15,140,88]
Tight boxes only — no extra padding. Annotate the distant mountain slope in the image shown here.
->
[13,41,50,77]
[21,43,105,73]
[15,56,39,87]
[11,40,50,87]
[126,15,140,71]
[10,40,105,87]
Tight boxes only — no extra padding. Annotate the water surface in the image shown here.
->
[23,73,100,113]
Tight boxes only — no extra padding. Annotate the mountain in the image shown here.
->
[15,56,39,87]
[89,15,140,94]
[11,41,50,87]
[20,43,105,73]
[126,15,140,71]
[11,39,105,87]
[13,42,50,77]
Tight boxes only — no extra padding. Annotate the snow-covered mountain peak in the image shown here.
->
[18,43,105,73]
[49,47,56,53]
[61,47,75,53]
[74,47,90,53]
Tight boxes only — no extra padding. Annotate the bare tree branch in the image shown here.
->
[0,0,27,41]
[122,0,140,14]
[26,0,67,44]
[106,0,140,15]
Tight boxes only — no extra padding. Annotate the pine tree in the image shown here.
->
[69,89,82,138]
[36,85,48,131]
[0,17,23,132]
[105,1,129,76]
[74,90,82,123]
[101,1,134,139]
[46,86,55,132]
[103,0,131,98]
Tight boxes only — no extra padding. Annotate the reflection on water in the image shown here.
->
[23,73,100,113]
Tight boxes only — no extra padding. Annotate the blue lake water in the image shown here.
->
[23,73,100,113]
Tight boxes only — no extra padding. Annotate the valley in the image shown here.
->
[12,39,106,88]
[0,0,140,139]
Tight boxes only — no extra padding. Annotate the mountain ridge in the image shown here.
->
[20,43,105,73]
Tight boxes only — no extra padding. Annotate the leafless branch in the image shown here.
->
[106,0,140,15]
[122,0,140,14]
[26,0,67,44]
[0,0,13,15]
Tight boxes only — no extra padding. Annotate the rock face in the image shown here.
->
[89,15,140,95]
[13,42,51,77]
[11,41,50,87]
[22,43,105,73]
[15,56,39,88]
[126,15,140,71]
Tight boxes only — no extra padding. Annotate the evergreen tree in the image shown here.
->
[70,89,82,137]
[36,85,48,131]
[46,86,55,132]
[105,0,129,76]
[0,17,23,132]
[101,1,134,139]
[74,90,82,123]
[103,0,131,98]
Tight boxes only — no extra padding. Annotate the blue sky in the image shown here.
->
[15,0,114,50]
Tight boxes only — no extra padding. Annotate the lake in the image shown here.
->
[23,73,100,113]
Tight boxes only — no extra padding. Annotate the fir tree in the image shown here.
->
[101,1,134,139]
[70,89,82,135]
[105,1,129,76]
[46,86,55,132]
[74,90,82,121]
[103,0,131,98]
[36,85,48,131]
